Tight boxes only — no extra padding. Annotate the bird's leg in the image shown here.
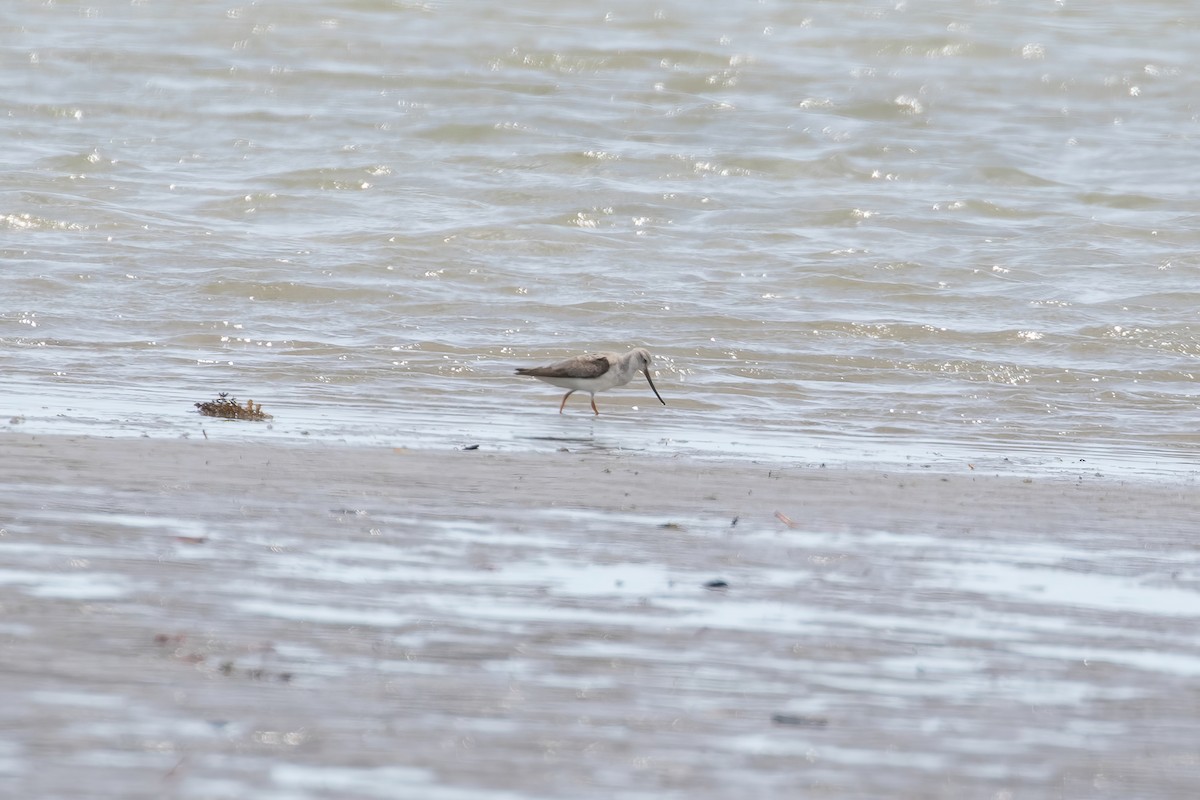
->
[558,390,576,414]
[590,395,599,416]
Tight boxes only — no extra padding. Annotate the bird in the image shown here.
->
[515,348,667,415]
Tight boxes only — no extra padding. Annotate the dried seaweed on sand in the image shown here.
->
[194,393,272,421]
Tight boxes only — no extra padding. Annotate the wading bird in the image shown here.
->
[515,348,667,415]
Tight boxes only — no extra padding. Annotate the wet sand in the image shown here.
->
[2,432,1198,799]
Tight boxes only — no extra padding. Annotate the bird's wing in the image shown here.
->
[515,354,612,379]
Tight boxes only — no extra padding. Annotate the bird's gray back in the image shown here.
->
[515,353,613,379]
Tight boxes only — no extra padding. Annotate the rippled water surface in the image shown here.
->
[4,0,1200,468]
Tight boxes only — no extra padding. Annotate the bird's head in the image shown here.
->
[630,348,666,406]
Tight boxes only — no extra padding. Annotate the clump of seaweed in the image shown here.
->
[194,393,272,421]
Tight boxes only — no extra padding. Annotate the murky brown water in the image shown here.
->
[3,433,1198,798]
[6,0,1200,464]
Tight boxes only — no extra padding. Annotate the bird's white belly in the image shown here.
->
[535,373,627,393]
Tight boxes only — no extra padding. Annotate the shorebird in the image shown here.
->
[515,348,667,415]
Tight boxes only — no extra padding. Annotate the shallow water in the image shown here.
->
[4,0,1200,470]
[2,440,1198,798]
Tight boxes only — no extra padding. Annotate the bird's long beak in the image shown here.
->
[644,369,666,406]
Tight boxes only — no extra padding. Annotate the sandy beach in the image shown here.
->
[2,431,1198,798]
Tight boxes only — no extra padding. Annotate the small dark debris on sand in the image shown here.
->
[771,713,829,728]
[195,393,272,421]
